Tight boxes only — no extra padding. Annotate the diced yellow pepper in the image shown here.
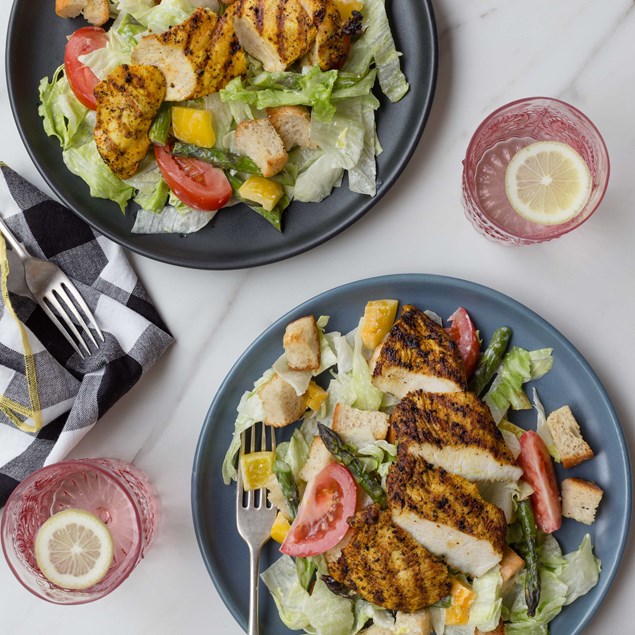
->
[334,0,364,21]
[360,299,399,350]
[240,451,274,491]
[271,511,291,543]
[238,176,284,212]
[306,381,328,411]
[171,106,216,148]
[445,578,477,626]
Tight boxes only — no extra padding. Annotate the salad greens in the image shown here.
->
[223,305,601,635]
[39,0,409,234]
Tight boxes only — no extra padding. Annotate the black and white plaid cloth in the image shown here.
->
[0,165,174,507]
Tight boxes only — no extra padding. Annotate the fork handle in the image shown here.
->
[248,544,261,635]
[0,216,29,260]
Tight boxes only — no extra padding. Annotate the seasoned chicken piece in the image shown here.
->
[299,0,350,70]
[233,0,317,72]
[132,8,217,101]
[387,452,507,578]
[371,305,467,399]
[328,505,451,611]
[94,64,166,180]
[390,390,523,482]
[201,3,248,94]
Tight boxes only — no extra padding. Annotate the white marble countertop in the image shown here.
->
[1,0,634,633]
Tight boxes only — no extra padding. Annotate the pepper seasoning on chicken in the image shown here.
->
[94,64,166,180]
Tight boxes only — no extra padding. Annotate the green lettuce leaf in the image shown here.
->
[469,567,503,632]
[38,66,89,149]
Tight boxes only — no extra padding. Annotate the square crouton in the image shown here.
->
[332,403,389,443]
[267,106,317,151]
[283,315,320,371]
[235,118,288,177]
[258,373,306,427]
[360,627,393,635]
[500,546,525,592]
[546,406,594,468]
[298,436,333,483]
[394,609,432,635]
[561,478,603,525]
[56,0,110,25]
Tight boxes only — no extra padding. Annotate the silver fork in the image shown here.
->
[236,423,278,635]
[0,216,105,358]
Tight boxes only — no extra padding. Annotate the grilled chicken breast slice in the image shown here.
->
[328,505,451,611]
[390,390,523,482]
[233,0,317,72]
[94,64,166,180]
[299,0,350,70]
[387,452,507,578]
[371,305,467,399]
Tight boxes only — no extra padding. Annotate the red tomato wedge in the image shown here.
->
[64,27,107,110]
[280,462,357,557]
[446,307,480,377]
[517,431,562,534]
[154,145,232,212]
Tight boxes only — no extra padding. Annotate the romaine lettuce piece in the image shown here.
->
[469,567,503,632]
[303,578,355,635]
[38,66,89,150]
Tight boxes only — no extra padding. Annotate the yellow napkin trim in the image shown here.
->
[0,236,43,434]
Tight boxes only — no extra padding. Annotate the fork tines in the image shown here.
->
[40,283,105,359]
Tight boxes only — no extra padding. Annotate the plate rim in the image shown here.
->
[5,0,438,270]
[191,272,632,634]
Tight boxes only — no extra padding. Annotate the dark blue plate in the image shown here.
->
[6,0,437,270]
[192,274,631,634]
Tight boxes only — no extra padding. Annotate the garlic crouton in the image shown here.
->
[258,374,306,427]
[56,0,110,26]
[267,106,317,151]
[332,403,389,443]
[500,546,525,592]
[298,436,333,483]
[546,406,594,468]
[561,478,603,525]
[283,315,320,371]
[235,118,288,177]
[395,609,432,635]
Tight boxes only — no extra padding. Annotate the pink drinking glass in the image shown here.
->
[462,97,610,245]
[1,458,159,604]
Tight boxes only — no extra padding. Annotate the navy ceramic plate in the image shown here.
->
[6,0,437,269]
[192,274,631,634]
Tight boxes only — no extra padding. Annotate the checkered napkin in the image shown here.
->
[0,165,174,507]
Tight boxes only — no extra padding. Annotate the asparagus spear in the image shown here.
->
[318,423,387,509]
[469,326,512,396]
[273,458,299,520]
[516,499,541,617]
[172,142,261,174]
[149,103,172,146]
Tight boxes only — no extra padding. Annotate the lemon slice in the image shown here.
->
[240,451,274,490]
[35,509,114,590]
[505,141,591,225]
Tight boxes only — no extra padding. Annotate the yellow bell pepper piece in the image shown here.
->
[239,451,274,491]
[334,0,364,21]
[306,381,328,411]
[360,299,398,350]
[445,578,477,626]
[171,106,216,148]
[271,512,291,543]
[238,176,284,212]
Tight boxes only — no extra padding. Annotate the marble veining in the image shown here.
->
[0,1,634,634]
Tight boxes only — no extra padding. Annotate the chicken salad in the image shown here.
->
[223,301,602,635]
[39,0,409,235]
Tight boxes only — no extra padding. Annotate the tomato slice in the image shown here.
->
[64,27,107,110]
[154,145,232,212]
[517,431,562,534]
[280,462,357,557]
[446,307,480,377]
